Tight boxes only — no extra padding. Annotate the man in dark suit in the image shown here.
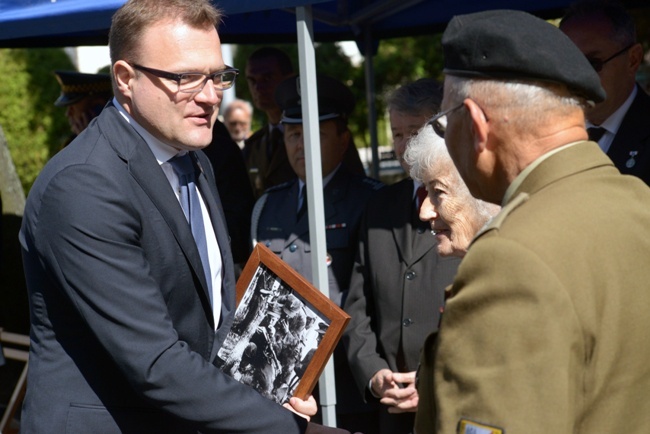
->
[253,75,383,433]
[343,79,460,434]
[415,9,650,434]
[560,0,650,185]
[18,1,353,432]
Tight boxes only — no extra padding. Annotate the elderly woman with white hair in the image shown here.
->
[404,125,500,258]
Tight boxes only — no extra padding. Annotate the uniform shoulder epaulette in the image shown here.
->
[263,179,295,194]
[473,192,529,240]
[361,177,385,191]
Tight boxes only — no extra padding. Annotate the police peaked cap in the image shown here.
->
[54,70,113,107]
[275,75,355,124]
[442,9,606,104]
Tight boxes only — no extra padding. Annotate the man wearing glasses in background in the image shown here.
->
[19,1,353,433]
[560,0,650,185]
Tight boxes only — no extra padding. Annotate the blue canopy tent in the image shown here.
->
[5,0,647,47]
[2,0,647,427]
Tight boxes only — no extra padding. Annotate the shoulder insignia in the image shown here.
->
[457,418,505,434]
[472,192,529,241]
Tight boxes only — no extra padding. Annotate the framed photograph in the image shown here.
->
[215,244,350,405]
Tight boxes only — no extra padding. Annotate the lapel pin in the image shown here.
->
[626,151,638,168]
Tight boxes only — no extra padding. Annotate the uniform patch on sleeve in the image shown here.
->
[457,418,504,434]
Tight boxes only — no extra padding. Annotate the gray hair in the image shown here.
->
[224,99,253,119]
[386,78,443,118]
[443,75,587,133]
[404,125,498,223]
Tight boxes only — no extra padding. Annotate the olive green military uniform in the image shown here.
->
[415,142,650,434]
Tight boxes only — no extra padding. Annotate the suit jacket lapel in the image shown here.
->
[392,179,416,265]
[607,87,650,175]
[411,215,435,264]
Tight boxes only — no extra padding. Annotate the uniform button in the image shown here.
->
[289,244,297,252]
[405,270,416,280]
[402,318,413,327]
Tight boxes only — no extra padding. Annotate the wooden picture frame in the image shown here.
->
[215,244,350,405]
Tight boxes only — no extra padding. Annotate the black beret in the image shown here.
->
[275,75,355,124]
[442,9,605,104]
[54,70,113,107]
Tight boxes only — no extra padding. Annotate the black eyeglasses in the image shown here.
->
[130,63,239,93]
[586,44,633,72]
[427,103,465,138]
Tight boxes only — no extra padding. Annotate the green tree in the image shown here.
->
[0,48,75,196]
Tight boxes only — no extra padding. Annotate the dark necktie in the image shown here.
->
[587,127,607,143]
[168,153,213,304]
[297,186,307,221]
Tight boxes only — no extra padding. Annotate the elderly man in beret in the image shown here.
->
[253,74,383,432]
[414,9,650,434]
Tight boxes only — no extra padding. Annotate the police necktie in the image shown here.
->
[168,153,213,304]
[587,127,606,143]
[297,186,307,221]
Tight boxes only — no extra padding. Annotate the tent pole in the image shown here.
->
[363,25,380,180]
[295,5,338,428]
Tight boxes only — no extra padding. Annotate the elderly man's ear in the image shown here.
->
[465,99,490,152]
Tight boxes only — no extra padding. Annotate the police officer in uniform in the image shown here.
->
[252,75,383,433]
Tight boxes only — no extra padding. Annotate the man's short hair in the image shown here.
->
[224,99,253,119]
[386,78,443,118]
[109,0,222,67]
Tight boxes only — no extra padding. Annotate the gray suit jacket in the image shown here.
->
[19,103,308,433]
[343,178,460,397]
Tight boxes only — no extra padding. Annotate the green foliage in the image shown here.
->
[0,48,75,194]
[231,35,445,150]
